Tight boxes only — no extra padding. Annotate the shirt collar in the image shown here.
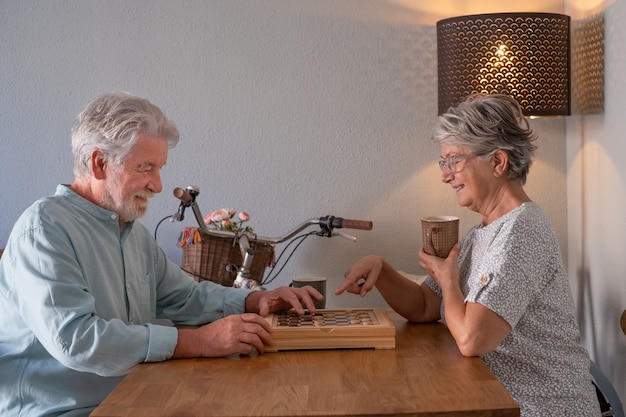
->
[55,184,136,230]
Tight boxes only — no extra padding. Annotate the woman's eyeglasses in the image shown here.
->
[438,153,476,173]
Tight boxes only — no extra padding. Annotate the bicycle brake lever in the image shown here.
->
[333,231,357,242]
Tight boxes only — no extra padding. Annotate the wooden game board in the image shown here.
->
[264,308,396,352]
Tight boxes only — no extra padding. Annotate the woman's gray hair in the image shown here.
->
[71,92,180,179]
[432,94,538,184]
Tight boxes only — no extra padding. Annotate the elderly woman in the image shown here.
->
[336,94,600,416]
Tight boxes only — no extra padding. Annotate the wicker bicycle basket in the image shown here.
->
[180,229,274,287]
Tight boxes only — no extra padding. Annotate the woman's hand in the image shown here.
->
[335,255,384,298]
[418,243,461,291]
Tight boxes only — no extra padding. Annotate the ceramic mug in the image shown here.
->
[289,277,326,309]
[421,216,459,258]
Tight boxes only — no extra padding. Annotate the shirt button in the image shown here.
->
[111,214,117,220]
[480,275,489,284]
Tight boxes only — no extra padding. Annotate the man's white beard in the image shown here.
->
[100,172,153,223]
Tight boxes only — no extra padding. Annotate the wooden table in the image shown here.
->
[91,312,519,417]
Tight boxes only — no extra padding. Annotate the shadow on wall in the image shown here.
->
[571,10,606,362]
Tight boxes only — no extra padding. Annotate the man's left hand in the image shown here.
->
[245,285,324,316]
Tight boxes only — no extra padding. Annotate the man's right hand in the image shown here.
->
[173,313,272,358]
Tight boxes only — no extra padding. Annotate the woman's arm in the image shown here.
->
[418,244,510,356]
[336,255,441,323]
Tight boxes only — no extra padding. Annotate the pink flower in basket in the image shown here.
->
[204,208,254,234]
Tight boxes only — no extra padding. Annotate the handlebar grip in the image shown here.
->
[338,218,373,230]
[173,187,192,203]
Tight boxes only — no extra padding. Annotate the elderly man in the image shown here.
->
[0,92,322,417]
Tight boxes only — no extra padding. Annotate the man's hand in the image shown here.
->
[173,285,324,359]
[245,285,324,316]
[174,313,273,358]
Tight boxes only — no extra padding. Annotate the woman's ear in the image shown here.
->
[491,150,508,178]
[91,150,107,180]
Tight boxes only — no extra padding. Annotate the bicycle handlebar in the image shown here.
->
[172,186,372,245]
[173,187,193,203]
[332,218,373,231]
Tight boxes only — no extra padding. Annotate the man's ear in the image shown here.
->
[491,150,508,178]
[91,150,107,180]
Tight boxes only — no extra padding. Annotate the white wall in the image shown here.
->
[3,0,620,401]
[0,0,568,304]
[566,0,626,404]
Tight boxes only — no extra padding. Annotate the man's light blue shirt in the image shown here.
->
[0,185,250,416]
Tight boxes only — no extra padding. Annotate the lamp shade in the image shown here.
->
[437,13,571,116]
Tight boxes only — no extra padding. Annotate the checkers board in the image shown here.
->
[264,308,395,352]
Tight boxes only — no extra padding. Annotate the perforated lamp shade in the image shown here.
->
[437,13,571,116]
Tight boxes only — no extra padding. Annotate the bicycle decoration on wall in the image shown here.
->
[155,185,373,290]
